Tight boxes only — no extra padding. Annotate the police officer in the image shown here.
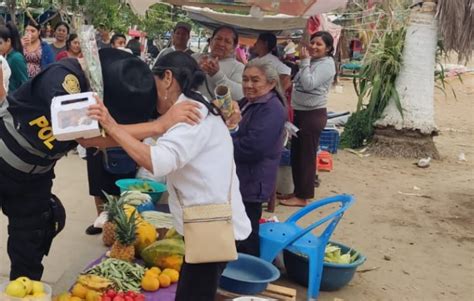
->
[0,57,87,279]
[0,48,201,280]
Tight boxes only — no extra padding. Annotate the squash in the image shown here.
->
[141,238,185,271]
[135,221,157,254]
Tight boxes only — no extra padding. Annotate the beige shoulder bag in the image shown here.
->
[173,164,238,264]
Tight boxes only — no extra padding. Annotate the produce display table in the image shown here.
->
[85,255,177,301]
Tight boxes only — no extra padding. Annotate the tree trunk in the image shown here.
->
[6,0,16,24]
[371,1,440,159]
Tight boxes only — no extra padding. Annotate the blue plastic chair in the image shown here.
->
[259,194,354,300]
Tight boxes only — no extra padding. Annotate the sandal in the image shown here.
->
[85,224,102,235]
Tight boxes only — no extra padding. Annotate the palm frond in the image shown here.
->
[436,0,474,63]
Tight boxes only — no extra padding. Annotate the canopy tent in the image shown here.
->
[126,0,347,17]
[183,6,307,36]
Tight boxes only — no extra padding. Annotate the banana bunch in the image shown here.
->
[121,191,151,206]
[77,274,113,291]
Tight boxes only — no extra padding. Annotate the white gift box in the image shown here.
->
[51,92,101,141]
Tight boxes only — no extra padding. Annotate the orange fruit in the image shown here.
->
[158,274,171,288]
[141,275,160,291]
[70,297,82,301]
[162,268,179,283]
[144,270,158,279]
[150,267,161,275]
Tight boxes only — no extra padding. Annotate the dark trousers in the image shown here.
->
[237,202,263,257]
[291,108,327,199]
[175,260,227,301]
[0,174,54,280]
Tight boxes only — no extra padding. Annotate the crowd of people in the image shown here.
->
[0,17,336,300]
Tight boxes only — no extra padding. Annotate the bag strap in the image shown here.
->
[173,160,234,208]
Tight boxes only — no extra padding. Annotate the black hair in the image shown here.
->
[258,32,278,56]
[54,21,70,34]
[152,51,222,118]
[211,25,239,47]
[0,21,23,53]
[126,38,141,56]
[65,33,78,51]
[111,33,126,45]
[26,20,41,32]
[310,31,334,57]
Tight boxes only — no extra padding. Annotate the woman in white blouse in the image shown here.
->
[88,51,251,300]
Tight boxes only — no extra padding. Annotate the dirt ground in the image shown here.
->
[267,72,474,300]
[0,65,472,301]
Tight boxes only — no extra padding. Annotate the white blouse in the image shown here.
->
[254,52,291,76]
[150,94,252,240]
[1,55,11,93]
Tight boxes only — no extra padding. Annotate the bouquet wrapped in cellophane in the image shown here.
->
[79,25,103,98]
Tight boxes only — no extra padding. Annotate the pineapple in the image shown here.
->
[110,206,137,262]
[102,193,124,247]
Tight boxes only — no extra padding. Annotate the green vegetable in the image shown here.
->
[84,258,145,292]
[324,243,358,264]
[128,182,155,193]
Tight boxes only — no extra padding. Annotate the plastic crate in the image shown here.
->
[319,129,340,154]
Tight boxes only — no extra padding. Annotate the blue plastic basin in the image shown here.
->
[115,179,167,204]
[283,241,366,291]
[219,253,280,295]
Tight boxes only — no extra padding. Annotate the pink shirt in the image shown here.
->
[235,47,248,65]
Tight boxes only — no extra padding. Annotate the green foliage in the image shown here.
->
[78,1,192,38]
[82,0,140,34]
[141,4,191,38]
[114,205,137,245]
[434,40,462,100]
[340,26,406,149]
[340,109,373,149]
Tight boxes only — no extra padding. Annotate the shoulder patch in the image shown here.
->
[62,74,81,94]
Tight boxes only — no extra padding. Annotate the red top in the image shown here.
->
[55,50,69,61]
[56,51,82,61]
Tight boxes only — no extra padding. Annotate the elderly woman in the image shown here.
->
[233,60,287,256]
[193,25,245,101]
[281,31,336,207]
[88,51,251,300]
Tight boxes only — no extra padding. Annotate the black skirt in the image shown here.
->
[86,148,136,197]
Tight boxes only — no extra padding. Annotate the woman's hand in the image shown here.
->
[225,101,241,129]
[200,56,220,76]
[87,96,119,133]
[159,100,202,132]
[21,35,31,48]
[299,46,309,60]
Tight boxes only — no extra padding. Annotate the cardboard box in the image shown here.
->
[51,92,101,141]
